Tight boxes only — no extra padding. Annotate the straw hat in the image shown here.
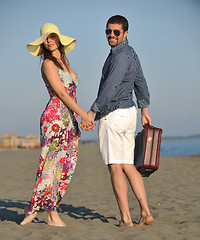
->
[27,23,76,56]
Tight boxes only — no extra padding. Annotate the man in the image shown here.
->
[81,15,153,227]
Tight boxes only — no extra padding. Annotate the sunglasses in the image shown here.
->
[105,29,121,37]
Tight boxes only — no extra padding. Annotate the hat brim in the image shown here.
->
[27,32,76,56]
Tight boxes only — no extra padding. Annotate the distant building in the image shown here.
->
[0,134,40,150]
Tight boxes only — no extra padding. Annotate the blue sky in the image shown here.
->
[0,0,200,140]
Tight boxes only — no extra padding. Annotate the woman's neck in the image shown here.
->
[52,49,61,59]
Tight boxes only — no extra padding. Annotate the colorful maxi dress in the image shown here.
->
[28,69,79,214]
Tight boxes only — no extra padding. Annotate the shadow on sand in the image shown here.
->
[0,199,116,225]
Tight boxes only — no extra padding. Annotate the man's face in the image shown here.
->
[106,23,128,47]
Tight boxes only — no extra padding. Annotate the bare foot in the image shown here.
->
[20,207,38,226]
[47,220,66,227]
[139,214,153,226]
[47,211,66,227]
[118,221,134,227]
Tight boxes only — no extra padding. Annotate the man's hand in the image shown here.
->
[141,107,152,126]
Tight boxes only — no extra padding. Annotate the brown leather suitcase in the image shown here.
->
[134,125,163,177]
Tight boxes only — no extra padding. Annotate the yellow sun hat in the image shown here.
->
[27,23,76,56]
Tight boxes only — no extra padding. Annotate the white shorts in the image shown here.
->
[98,106,137,165]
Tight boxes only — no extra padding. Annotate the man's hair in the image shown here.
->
[106,15,129,32]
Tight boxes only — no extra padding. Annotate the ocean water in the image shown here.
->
[160,139,200,156]
[82,138,200,157]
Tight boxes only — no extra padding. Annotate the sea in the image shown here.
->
[160,138,200,156]
[82,137,200,157]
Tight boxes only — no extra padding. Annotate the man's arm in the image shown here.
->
[91,54,129,114]
[141,107,151,126]
[133,55,151,126]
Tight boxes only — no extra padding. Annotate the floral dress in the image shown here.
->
[28,69,79,214]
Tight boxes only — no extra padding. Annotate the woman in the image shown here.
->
[20,23,95,227]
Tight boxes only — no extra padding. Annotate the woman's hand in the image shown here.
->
[80,110,95,131]
[76,130,81,140]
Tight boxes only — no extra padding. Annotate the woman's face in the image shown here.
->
[43,33,60,52]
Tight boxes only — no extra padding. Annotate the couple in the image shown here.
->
[20,15,153,228]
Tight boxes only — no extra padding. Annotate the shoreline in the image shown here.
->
[1,141,200,159]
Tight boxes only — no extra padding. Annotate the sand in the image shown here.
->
[0,142,200,240]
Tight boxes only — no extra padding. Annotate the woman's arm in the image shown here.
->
[42,60,95,129]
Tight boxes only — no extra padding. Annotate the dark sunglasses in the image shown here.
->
[105,29,121,37]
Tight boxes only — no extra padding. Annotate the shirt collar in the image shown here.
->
[111,39,128,54]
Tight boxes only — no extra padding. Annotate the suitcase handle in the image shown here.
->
[143,124,163,133]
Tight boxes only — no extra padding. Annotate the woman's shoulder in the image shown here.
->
[42,59,54,68]
[42,59,58,73]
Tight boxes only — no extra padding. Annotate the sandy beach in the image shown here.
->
[0,142,199,240]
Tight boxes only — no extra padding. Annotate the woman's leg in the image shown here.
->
[108,164,134,227]
[20,207,38,225]
[47,211,66,227]
[123,164,153,226]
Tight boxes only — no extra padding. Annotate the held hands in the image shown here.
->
[80,110,96,131]
[141,107,152,126]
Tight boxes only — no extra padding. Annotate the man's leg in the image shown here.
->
[123,164,153,225]
[108,164,134,227]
